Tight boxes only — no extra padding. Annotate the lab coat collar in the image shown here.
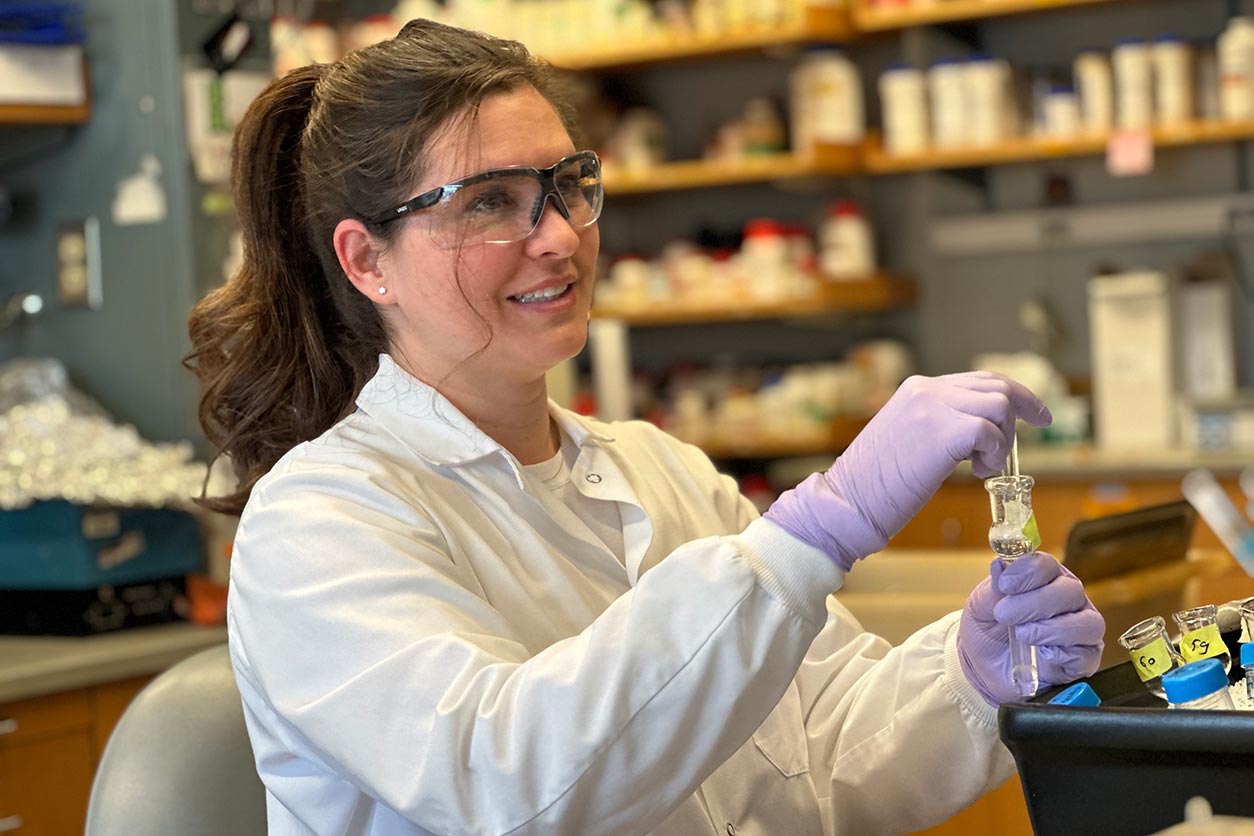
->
[356,354,614,469]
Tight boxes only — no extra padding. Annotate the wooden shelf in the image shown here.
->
[545,5,853,71]
[863,120,1254,173]
[0,101,89,126]
[592,275,915,325]
[603,143,861,195]
[852,0,1128,32]
[699,416,869,459]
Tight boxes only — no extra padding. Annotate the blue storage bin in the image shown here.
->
[0,500,204,589]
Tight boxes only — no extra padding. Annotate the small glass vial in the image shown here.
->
[1173,604,1232,673]
[1118,615,1185,699]
[1048,681,1101,707]
[1161,658,1236,710]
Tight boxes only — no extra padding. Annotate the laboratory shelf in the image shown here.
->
[602,143,862,195]
[698,416,869,459]
[862,120,1254,174]
[851,0,1130,33]
[544,5,854,71]
[0,101,90,125]
[591,275,916,325]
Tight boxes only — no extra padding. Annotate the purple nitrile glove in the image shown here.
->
[764,372,1051,571]
[958,552,1106,706]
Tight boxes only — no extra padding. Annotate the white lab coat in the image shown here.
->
[228,354,1015,836]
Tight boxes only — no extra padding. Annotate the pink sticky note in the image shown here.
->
[1106,131,1154,177]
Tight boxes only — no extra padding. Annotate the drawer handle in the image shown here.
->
[0,815,21,832]
[0,719,15,736]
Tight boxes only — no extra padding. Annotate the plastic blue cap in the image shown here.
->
[1155,34,1185,43]
[1048,681,1101,707]
[1242,642,1254,668]
[1162,658,1228,703]
[968,53,993,62]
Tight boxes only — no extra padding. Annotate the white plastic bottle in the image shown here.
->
[878,64,929,154]
[741,218,793,300]
[1218,17,1254,121]
[790,47,865,153]
[1162,658,1237,710]
[928,58,967,148]
[964,54,1011,146]
[1112,38,1153,130]
[1074,49,1114,134]
[819,200,875,281]
[1042,85,1081,139]
[1152,36,1194,125]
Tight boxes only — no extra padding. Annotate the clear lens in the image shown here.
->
[424,153,603,249]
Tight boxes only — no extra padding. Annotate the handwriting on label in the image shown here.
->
[1129,636,1174,681]
[1179,624,1225,664]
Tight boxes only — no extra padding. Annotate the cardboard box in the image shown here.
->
[1088,271,1178,450]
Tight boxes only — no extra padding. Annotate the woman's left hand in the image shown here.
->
[958,552,1105,705]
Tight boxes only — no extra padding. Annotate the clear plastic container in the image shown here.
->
[1161,658,1236,710]
[1243,642,1254,705]
[1118,615,1186,699]
[1240,597,1254,642]
[1174,604,1233,673]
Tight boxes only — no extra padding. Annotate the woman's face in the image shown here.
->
[378,85,600,389]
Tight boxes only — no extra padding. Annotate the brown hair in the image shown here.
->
[185,19,573,515]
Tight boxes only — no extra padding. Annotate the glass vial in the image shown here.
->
[1173,604,1232,673]
[1118,615,1185,699]
[1162,658,1236,710]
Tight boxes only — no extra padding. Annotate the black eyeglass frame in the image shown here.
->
[368,149,604,233]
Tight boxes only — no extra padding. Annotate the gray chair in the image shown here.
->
[85,643,268,836]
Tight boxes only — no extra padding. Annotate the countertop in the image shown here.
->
[0,622,228,704]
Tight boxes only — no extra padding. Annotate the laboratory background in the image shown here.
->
[5,0,1254,833]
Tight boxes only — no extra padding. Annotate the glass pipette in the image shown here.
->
[986,434,1041,697]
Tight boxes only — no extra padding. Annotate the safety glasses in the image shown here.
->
[369,150,604,249]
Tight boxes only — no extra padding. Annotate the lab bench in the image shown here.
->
[0,623,227,835]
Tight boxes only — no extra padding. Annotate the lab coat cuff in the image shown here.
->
[941,613,1001,729]
[737,518,845,627]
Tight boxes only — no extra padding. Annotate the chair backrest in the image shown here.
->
[85,643,267,836]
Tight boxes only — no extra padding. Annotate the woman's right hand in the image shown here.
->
[763,372,1052,570]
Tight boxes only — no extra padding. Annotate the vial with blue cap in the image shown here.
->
[1242,643,1254,706]
[1161,658,1236,710]
[1048,681,1101,707]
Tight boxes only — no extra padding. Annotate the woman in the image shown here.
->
[186,18,1104,836]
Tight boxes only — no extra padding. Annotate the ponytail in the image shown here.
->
[186,65,378,516]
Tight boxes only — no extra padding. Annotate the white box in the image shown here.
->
[1088,270,1178,450]
[1179,280,1237,401]
[0,43,85,106]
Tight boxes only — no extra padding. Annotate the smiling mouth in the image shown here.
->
[509,283,573,304]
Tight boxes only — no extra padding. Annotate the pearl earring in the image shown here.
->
[377,286,388,296]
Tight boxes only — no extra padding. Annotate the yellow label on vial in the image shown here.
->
[1180,624,1225,664]
[1129,636,1174,681]
[1021,512,1041,551]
